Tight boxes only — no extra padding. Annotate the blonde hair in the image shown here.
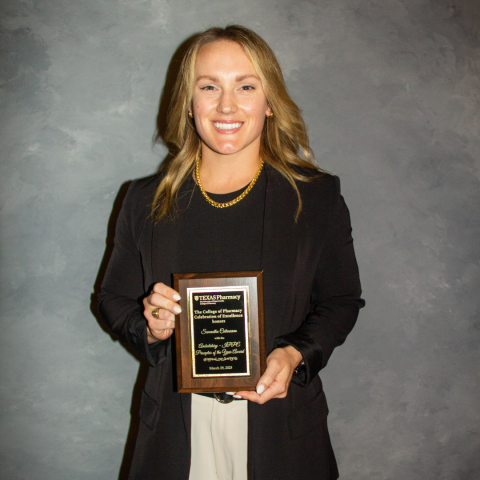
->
[152,25,322,221]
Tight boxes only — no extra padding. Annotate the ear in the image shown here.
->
[266,105,272,118]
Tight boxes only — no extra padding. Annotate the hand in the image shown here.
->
[234,346,303,404]
[143,282,181,343]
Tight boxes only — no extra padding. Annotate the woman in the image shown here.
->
[98,25,364,480]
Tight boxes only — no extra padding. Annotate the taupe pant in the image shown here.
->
[189,394,248,480]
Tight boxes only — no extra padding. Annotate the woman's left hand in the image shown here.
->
[234,346,303,404]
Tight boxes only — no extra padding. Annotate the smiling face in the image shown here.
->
[191,40,271,159]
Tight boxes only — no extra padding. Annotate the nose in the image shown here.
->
[217,91,237,114]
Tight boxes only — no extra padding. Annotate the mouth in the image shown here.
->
[212,121,243,132]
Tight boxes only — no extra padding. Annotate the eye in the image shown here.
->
[201,85,216,91]
[240,85,255,91]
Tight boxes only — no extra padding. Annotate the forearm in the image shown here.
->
[98,291,169,366]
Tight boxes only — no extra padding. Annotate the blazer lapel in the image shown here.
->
[151,202,188,288]
[151,182,193,444]
[261,166,301,348]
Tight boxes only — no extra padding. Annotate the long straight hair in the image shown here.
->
[152,25,322,221]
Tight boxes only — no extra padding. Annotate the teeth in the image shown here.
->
[213,122,242,130]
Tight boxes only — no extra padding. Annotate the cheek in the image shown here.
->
[194,101,216,119]
[191,94,204,111]
[192,100,203,112]
[243,99,268,119]
[250,107,268,128]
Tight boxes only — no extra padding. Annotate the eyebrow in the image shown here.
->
[236,74,260,82]
[196,74,260,82]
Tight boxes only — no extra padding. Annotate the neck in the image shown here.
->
[198,145,262,194]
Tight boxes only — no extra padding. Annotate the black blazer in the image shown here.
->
[98,165,364,480]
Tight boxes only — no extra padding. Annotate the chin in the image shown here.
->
[219,146,242,155]
[209,142,243,155]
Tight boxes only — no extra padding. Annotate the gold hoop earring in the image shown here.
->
[267,111,273,119]
[188,111,193,118]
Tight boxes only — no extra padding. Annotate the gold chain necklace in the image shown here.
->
[195,158,264,208]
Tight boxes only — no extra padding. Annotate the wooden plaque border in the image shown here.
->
[173,271,266,393]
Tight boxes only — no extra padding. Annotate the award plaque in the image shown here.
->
[173,271,266,393]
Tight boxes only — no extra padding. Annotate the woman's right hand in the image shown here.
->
[143,282,181,343]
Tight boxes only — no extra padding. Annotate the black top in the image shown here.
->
[178,170,266,274]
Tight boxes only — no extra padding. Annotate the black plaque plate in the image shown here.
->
[189,287,250,377]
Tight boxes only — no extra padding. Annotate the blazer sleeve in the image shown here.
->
[97,179,168,367]
[275,175,365,386]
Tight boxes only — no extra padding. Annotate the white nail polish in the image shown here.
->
[226,392,236,395]
[173,294,181,301]
[233,395,242,399]
[173,306,182,314]
[256,384,265,395]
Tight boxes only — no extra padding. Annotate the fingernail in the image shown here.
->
[233,395,243,399]
[173,306,182,314]
[256,384,265,395]
[226,392,236,395]
[173,294,181,301]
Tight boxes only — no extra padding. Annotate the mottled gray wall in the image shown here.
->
[1,0,479,479]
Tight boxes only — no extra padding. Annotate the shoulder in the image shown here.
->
[127,174,161,199]
[123,174,160,213]
[265,164,339,201]
[117,174,160,239]
[299,171,340,199]
[298,174,341,227]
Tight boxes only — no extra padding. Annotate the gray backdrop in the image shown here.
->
[1,0,479,479]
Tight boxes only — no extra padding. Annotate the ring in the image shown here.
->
[151,308,160,319]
